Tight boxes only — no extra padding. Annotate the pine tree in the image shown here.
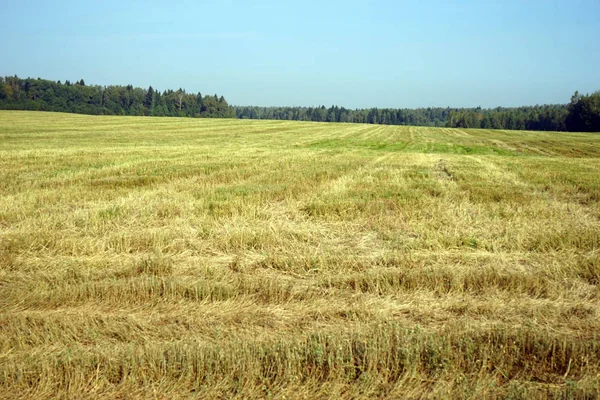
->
[144,86,155,110]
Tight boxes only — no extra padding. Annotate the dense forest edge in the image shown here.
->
[0,76,235,118]
[1,76,599,132]
[236,92,599,132]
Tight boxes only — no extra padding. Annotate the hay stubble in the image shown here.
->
[1,111,599,398]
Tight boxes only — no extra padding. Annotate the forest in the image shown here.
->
[1,76,598,132]
[0,76,235,118]
[235,92,599,132]
[235,104,572,131]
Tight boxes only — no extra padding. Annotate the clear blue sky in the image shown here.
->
[1,0,599,108]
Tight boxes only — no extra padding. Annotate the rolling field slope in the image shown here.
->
[1,111,600,399]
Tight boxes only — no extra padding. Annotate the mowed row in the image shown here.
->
[1,111,599,399]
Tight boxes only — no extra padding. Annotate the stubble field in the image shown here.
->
[1,110,599,399]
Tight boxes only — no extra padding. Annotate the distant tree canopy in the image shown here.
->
[235,91,599,132]
[235,105,451,126]
[0,76,235,118]
[1,76,598,132]
[445,105,569,131]
[566,91,600,132]
[235,104,574,132]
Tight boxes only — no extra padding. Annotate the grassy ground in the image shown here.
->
[1,110,599,399]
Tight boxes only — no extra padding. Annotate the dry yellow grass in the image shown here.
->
[1,110,599,399]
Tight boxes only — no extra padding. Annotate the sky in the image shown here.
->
[1,0,599,108]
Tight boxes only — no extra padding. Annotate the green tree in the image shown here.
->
[144,86,155,111]
[566,91,600,132]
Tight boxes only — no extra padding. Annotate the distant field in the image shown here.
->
[1,111,599,399]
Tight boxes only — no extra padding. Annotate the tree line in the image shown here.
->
[235,105,451,126]
[445,105,569,131]
[236,95,599,132]
[234,104,571,130]
[0,76,235,118]
[1,75,598,132]
[444,92,599,132]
